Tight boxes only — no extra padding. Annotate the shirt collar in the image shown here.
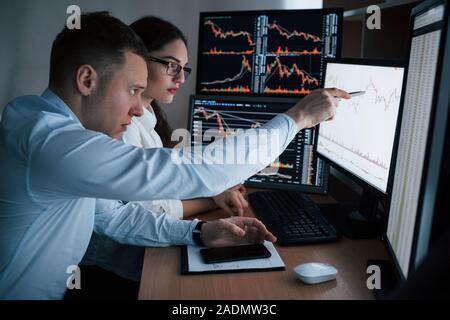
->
[41,88,83,127]
[145,107,157,130]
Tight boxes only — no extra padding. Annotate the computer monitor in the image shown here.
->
[196,9,342,96]
[314,59,405,239]
[385,0,450,281]
[317,59,405,195]
[187,95,329,193]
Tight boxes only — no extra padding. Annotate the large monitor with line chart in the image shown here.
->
[316,59,405,194]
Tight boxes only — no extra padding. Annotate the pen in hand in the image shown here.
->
[335,91,365,101]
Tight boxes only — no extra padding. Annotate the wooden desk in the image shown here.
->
[138,192,389,300]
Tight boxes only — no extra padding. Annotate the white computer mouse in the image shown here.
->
[293,262,338,284]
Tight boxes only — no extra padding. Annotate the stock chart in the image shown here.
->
[197,10,340,96]
[189,97,327,191]
[318,62,404,192]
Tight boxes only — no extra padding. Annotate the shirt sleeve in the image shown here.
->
[93,198,196,247]
[28,113,298,202]
[138,199,184,220]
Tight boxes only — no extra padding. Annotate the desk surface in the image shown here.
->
[138,192,389,300]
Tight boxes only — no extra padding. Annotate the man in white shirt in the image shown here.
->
[0,12,349,299]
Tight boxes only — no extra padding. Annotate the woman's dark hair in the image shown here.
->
[130,16,187,148]
[49,11,148,88]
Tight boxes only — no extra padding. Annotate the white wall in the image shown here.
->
[0,0,322,128]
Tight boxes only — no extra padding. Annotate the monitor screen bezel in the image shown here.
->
[195,8,343,98]
[187,94,329,194]
[314,58,406,200]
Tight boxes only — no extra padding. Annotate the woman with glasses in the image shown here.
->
[81,17,248,288]
[125,16,248,220]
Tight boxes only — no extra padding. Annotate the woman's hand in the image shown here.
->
[212,184,248,216]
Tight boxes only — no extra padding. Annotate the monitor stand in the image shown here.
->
[318,189,384,239]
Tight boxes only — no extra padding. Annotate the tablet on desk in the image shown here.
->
[180,241,285,274]
[200,244,271,264]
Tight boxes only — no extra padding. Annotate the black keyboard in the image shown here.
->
[248,190,339,245]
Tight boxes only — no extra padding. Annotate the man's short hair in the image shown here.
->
[49,11,148,87]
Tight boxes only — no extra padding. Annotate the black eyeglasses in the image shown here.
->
[148,56,191,80]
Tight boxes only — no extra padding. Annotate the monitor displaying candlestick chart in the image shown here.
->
[187,95,329,193]
[196,9,342,96]
[316,60,405,194]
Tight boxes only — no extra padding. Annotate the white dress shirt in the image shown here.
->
[121,107,184,219]
[0,89,298,299]
[82,107,184,281]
